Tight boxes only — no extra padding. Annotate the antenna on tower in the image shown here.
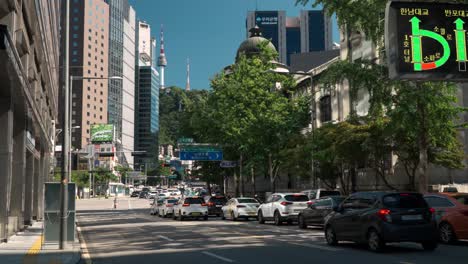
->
[157,24,167,89]
[255,0,258,11]
[185,58,191,91]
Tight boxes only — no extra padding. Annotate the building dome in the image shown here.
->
[236,26,277,61]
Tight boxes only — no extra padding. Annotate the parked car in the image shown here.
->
[257,193,310,225]
[139,191,148,199]
[424,193,468,243]
[150,198,166,215]
[148,192,158,200]
[205,196,228,216]
[324,191,438,252]
[222,198,260,220]
[130,191,141,198]
[301,189,341,202]
[158,198,179,218]
[173,196,208,220]
[298,196,346,229]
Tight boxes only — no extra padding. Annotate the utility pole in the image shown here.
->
[59,0,70,250]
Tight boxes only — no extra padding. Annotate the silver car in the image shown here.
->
[258,193,310,225]
[158,198,179,218]
[222,198,260,220]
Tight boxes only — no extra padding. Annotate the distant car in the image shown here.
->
[424,193,468,243]
[257,193,310,225]
[205,196,228,216]
[324,192,438,252]
[301,189,341,202]
[222,198,260,220]
[148,192,158,200]
[142,187,151,193]
[139,191,148,199]
[130,191,140,198]
[158,198,179,218]
[298,196,346,228]
[150,198,166,215]
[173,196,208,221]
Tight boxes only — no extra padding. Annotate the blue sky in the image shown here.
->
[129,0,339,90]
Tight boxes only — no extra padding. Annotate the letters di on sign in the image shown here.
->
[386,1,468,80]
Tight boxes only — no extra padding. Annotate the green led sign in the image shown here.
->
[386,1,468,80]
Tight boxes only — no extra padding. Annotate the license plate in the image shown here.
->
[191,212,201,216]
[402,214,422,221]
[247,212,256,215]
[294,209,302,212]
[216,205,222,207]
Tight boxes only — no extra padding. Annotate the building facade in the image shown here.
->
[247,10,333,65]
[0,0,60,241]
[107,0,135,167]
[65,0,110,150]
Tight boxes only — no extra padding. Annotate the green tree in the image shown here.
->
[114,165,132,184]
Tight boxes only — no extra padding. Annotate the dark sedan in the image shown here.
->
[324,192,438,252]
[298,196,346,228]
[130,191,141,198]
[139,191,148,199]
[206,196,228,216]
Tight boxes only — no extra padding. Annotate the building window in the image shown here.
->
[87,121,90,125]
[72,58,78,63]
[73,25,79,30]
[87,103,90,108]
[320,95,332,123]
[73,17,78,22]
[72,50,78,55]
[72,33,78,38]
[86,129,89,134]
[100,115,103,120]
[87,112,90,117]
[73,8,78,14]
[72,42,78,47]
[87,95,90,99]
[88,70,91,74]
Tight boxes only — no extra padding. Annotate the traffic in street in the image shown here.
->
[76,196,468,264]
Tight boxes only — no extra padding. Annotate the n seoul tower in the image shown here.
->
[157,25,167,89]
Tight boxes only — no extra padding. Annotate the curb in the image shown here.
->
[76,224,92,264]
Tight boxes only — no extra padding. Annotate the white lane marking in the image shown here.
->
[77,226,93,264]
[201,251,235,263]
[128,199,132,210]
[289,242,341,252]
[158,235,174,242]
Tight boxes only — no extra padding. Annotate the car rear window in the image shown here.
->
[238,198,259,204]
[184,198,204,204]
[167,199,178,204]
[285,195,309,202]
[211,197,227,203]
[424,196,455,207]
[383,193,427,208]
[319,191,341,198]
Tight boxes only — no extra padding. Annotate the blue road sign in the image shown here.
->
[180,151,223,161]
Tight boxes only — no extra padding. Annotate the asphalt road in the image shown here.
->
[76,197,468,264]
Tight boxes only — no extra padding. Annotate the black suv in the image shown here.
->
[205,196,228,216]
[324,192,438,252]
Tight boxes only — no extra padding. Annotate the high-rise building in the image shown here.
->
[135,21,160,171]
[107,0,136,167]
[247,10,333,65]
[0,0,60,241]
[64,0,110,150]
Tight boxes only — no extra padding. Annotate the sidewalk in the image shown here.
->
[0,221,81,264]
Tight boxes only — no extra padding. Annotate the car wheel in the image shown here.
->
[172,213,177,220]
[221,212,226,220]
[204,215,208,221]
[421,241,438,251]
[439,222,457,244]
[258,211,265,224]
[367,229,385,253]
[298,215,307,229]
[217,214,220,217]
[178,212,184,221]
[231,211,237,221]
[162,211,165,218]
[325,225,338,246]
[274,211,282,226]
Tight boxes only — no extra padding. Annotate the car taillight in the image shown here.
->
[307,201,313,205]
[166,204,173,207]
[280,201,293,206]
[208,202,214,206]
[377,208,392,222]
[429,208,435,214]
[237,205,246,208]
[201,203,207,206]
[182,203,190,207]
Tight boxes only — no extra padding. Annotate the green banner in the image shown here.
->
[90,124,114,143]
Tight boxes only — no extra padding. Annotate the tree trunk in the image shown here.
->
[234,171,239,197]
[240,154,244,197]
[206,180,212,196]
[251,166,256,196]
[351,166,357,193]
[269,153,275,193]
[417,91,429,193]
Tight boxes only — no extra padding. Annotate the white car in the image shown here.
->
[158,198,179,218]
[257,193,310,225]
[221,198,260,220]
[150,198,166,215]
[173,196,208,221]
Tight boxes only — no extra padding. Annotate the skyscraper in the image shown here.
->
[65,0,110,150]
[107,0,136,167]
[247,10,333,65]
[135,21,160,171]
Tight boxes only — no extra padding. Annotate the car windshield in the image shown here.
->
[211,197,227,203]
[331,196,346,204]
[185,198,204,204]
[319,191,341,198]
[383,193,427,208]
[237,198,259,204]
[284,195,309,202]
